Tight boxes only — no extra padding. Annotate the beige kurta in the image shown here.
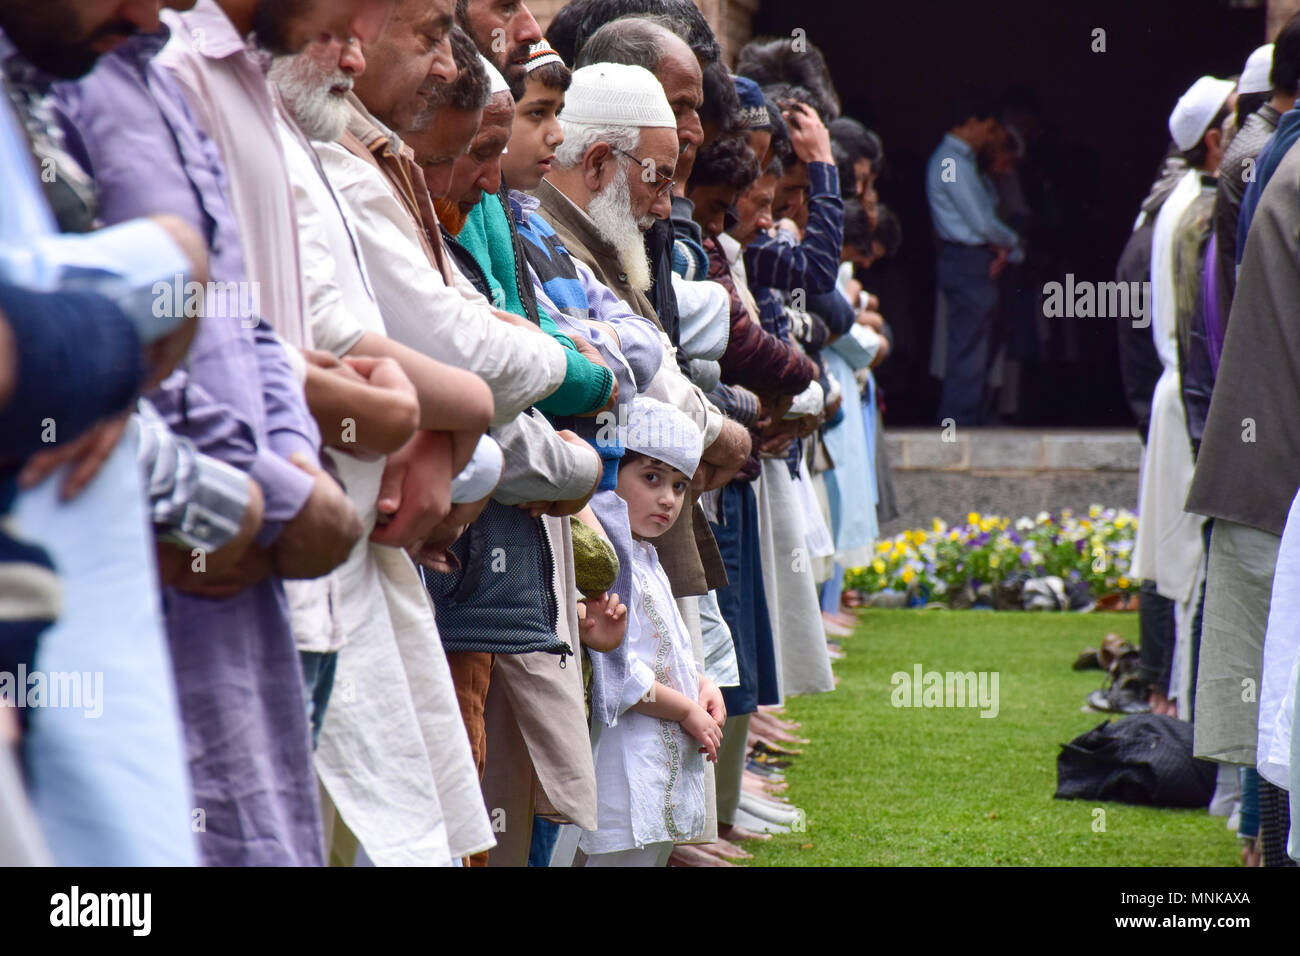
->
[481,516,598,865]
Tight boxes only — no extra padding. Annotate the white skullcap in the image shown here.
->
[1168,75,1235,151]
[479,54,511,96]
[561,62,676,129]
[1239,44,1275,96]
[623,397,703,478]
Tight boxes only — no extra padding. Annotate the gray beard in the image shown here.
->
[270,56,352,142]
[587,166,653,293]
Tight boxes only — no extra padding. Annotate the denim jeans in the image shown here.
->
[299,650,338,751]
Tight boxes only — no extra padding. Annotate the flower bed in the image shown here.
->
[845,506,1138,608]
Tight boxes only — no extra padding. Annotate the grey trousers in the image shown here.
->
[1193,519,1281,765]
[715,713,751,826]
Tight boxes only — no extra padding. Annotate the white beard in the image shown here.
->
[270,55,353,142]
[587,165,654,293]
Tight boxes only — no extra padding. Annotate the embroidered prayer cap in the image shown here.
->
[733,75,771,131]
[1168,75,1235,151]
[624,397,703,478]
[561,62,676,129]
[479,53,511,96]
[1239,44,1274,96]
[524,39,565,73]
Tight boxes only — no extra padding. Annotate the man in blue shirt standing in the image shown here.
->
[926,93,1023,426]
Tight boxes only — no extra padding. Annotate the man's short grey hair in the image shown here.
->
[574,15,687,72]
[554,121,641,169]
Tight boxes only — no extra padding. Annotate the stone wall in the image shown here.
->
[878,428,1142,536]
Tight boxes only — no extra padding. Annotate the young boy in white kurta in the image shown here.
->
[581,398,727,866]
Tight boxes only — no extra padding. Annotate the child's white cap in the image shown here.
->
[624,397,703,478]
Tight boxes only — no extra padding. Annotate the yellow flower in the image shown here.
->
[877,541,892,553]
[1117,577,1130,589]
[1089,504,1102,519]
[979,518,993,533]
[901,567,915,584]
[967,512,980,526]
[1080,519,1092,531]
[1115,515,1129,530]
[914,530,928,544]
[932,518,946,533]
[949,529,960,540]
[872,559,886,574]
[988,555,1000,569]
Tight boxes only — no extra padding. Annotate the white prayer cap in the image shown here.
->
[1168,76,1235,151]
[1239,44,1275,95]
[560,62,676,129]
[623,397,703,478]
[479,53,510,96]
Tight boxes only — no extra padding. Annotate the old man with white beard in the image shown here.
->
[270,34,502,866]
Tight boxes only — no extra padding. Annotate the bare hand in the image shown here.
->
[699,674,727,729]
[856,309,884,331]
[577,590,628,652]
[275,452,364,579]
[18,412,131,500]
[780,101,833,165]
[682,701,724,762]
[371,429,453,549]
[570,334,618,416]
[989,246,1010,280]
[760,432,795,457]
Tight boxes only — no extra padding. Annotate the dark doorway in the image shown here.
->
[748,0,1264,427]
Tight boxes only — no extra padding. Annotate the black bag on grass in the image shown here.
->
[1054,714,1217,807]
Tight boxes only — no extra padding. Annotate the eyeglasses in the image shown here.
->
[611,147,675,198]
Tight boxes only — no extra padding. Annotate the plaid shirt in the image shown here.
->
[743,161,843,334]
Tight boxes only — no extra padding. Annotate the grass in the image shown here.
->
[744,609,1240,867]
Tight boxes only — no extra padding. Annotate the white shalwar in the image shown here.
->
[580,540,707,857]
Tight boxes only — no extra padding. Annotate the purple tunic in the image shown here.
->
[53,30,325,866]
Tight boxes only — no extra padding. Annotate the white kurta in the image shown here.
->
[1258,489,1300,789]
[757,458,836,699]
[1133,169,1205,605]
[580,540,707,855]
[282,124,493,863]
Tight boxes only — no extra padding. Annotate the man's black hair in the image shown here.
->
[947,90,998,131]
[699,59,740,136]
[687,132,759,193]
[766,98,793,165]
[872,204,903,258]
[841,197,873,253]
[1235,90,1269,128]
[548,0,719,68]
[1273,11,1300,95]
[736,35,840,120]
[759,81,835,127]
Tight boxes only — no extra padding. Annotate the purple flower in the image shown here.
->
[1075,539,1086,554]
[1020,552,1031,565]
[1007,531,1021,545]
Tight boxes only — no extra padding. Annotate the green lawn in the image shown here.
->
[744,610,1240,866]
